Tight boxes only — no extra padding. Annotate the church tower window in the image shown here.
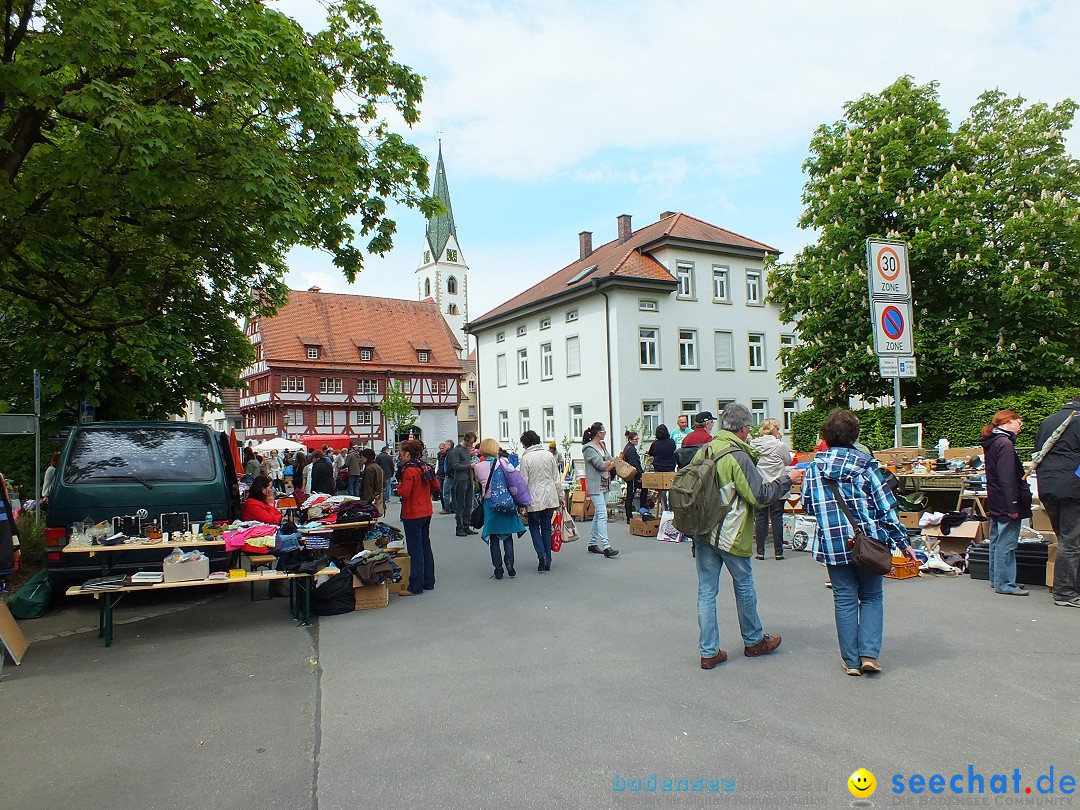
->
[447,276,457,295]
[424,278,431,297]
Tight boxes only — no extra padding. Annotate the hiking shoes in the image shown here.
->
[744,634,781,657]
[700,650,728,669]
[1054,596,1080,608]
[859,657,883,674]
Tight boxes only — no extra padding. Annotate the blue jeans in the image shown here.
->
[528,508,555,564]
[826,563,884,668]
[402,516,435,593]
[489,534,515,573]
[695,541,763,656]
[589,494,609,549]
[988,518,1022,593]
[347,475,361,497]
[439,476,454,511]
[385,478,393,504]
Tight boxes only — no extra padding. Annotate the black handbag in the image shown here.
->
[470,463,495,530]
[825,480,893,575]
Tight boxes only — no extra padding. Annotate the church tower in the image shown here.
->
[417,142,469,359]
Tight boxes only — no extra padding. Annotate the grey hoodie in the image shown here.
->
[749,434,792,483]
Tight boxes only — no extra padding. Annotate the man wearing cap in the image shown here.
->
[676,412,715,468]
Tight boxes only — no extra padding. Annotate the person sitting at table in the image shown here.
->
[242,475,281,524]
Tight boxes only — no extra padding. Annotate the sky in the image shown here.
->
[273,0,1080,324]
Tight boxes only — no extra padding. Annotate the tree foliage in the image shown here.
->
[379,379,417,445]
[771,76,1080,407]
[0,0,436,424]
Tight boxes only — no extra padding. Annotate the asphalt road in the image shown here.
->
[4,509,1079,809]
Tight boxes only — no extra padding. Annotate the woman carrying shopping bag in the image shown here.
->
[519,430,565,572]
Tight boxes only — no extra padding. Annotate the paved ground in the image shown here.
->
[3,508,1079,809]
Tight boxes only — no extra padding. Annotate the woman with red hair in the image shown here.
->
[979,410,1032,596]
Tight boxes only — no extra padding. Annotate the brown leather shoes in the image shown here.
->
[700,650,728,669]
[744,633,782,657]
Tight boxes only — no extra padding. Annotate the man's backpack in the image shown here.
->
[669,444,739,538]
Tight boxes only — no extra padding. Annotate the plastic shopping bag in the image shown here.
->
[656,510,685,543]
[551,509,563,553]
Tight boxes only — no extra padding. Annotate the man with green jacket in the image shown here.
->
[696,403,804,670]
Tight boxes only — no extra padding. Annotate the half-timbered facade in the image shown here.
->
[240,288,465,446]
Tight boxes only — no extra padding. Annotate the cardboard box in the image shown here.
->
[629,516,659,537]
[641,472,675,490]
[352,577,389,610]
[162,556,210,583]
[1046,560,1055,589]
[921,521,984,553]
[571,490,587,504]
[899,511,923,529]
[1031,508,1054,533]
[1049,542,1058,564]
[570,498,595,520]
[390,554,411,594]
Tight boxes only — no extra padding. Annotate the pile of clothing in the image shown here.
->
[298,494,380,526]
[223,521,278,552]
[345,548,401,586]
[364,522,404,549]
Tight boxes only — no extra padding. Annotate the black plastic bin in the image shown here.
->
[967,541,1049,586]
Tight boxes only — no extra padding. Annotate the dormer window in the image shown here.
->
[360,348,372,362]
[307,347,319,360]
[418,350,430,363]
[300,335,322,360]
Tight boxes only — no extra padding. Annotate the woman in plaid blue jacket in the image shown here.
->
[800,409,917,676]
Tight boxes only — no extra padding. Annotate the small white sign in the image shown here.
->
[897,357,917,378]
[871,300,915,356]
[867,239,911,299]
[878,357,898,377]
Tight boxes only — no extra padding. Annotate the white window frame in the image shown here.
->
[779,333,796,368]
[496,331,505,343]
[783,399,799,433]
[306,346,319,360]
[639,299,658,312]
[317,409,332,426]
[678,329,698,370]
[496,354,507,388]
[516,325,527,337]
[517,348,529,384]
[467,379,476,393]
[750,399,768,426]
[358,379,378,395]
[681,401,701,420]
[566,336,581,377]
[745,270,763,305]
[566,309,578,323]
[542,407,555,441]
[539,316,551,330]
[417,350,429,363]
[319,378,343,394]
[519,409,530,435]
[351,410,373,425]
[284,409,303,426]
[676,261,695,299]
[540,343,553,380]
[569,404,583,441]
[642,401,662,439]
[467,404,476,419]
[712,265,730,302]
[281,376,305,393]
[499,411,509,441]
[717,399,734,418]
[748,333,766,371]
[639,327,660,369]
[714,330,734,371]
[359,348,372,362]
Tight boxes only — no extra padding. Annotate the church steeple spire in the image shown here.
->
[426,141,457,259]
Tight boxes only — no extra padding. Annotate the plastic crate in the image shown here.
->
[885,556,920,580]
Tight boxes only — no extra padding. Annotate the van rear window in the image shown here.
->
[64,428,216,483]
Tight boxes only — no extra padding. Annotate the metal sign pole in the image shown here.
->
[893,377,902,449]
[33,369,41,524]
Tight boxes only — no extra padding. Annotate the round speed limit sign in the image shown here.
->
[867,240,910,298]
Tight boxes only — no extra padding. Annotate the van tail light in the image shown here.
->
[45,527,67,547]
[46,551,61,562]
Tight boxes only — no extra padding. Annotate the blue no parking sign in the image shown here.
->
[871,299,914,355]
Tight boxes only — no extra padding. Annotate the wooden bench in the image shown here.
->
[66,571,313,647]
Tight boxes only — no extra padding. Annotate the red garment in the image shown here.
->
[682,427,713,448]
[398,465,438,520]
[241,497,281,524]
[813,438,829,452]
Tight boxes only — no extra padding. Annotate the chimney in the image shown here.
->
[308,285,321,293]
[579,231,593,260]
[617,214,632,244]
[660,211,677,220]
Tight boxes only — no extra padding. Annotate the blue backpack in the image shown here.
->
[487,462,518,513]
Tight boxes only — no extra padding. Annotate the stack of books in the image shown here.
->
[130,571,164,585]
[80,574,126,591]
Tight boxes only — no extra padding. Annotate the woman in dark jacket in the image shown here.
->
[646,424,676,511]
[308,450,336,496]
[979,410,1032,596]
[622,430,643,522]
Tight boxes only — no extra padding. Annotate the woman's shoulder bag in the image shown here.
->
[824,479,893,575]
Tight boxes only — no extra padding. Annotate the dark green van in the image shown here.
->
[44,421,240,584]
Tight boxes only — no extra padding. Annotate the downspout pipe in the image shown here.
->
[591,279,614,436]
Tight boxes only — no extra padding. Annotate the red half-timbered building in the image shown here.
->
[240,288,465,446]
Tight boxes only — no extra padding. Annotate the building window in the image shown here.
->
[748,333,766,370]
[418,350,429,363]
[676,261,694,299]
[783,399,798,433]
[566,309,578,323]
[519,409,530,435]
[467,379,476,393]
[540,343,553,380]
[317,409,332,426]
[352,410,373,425]
[639,299,658,312]
[423,250,431,264]
[566,336,581,376]
[499,411,509,442]
[750,399,768,426]
[467,404,476,419]
[447,276,457,295]
[496,354,507,387]
[712,266,730,302]
[359,348,372,361]
[569,404,583,440]
[446,248,458,262]
[517,348,528,383]
[682,401,701,420]
[307,347,319,360]
[642,401,662,439]
[678,329,698,369]
[540,317,551,330]
[543,407,555,441]
[639,327,660,369]
[281,376,305,393]
[717,399,734,417]
[496,331,505,343]
[319,378,343,394]
[284,409,303,426]
[357,379,378,394]
[714,331,734,371]
[448,303,458,315]
[779,334,796,368]
[746,270,762,305]
[516,324,526,337]
[424,278,431,297]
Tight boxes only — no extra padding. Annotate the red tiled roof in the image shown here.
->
[471,212,778,326]
[259,290,463,372]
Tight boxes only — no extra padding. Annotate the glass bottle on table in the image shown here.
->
[148,520,162,541]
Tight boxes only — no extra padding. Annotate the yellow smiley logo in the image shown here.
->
[848,768,876,798]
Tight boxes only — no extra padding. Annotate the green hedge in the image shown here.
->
[791,385,1080,453]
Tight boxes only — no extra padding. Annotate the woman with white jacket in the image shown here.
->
[749,419,793,560]
[518,430,565,572]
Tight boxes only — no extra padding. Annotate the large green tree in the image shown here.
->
[0,0,436,425]
[770,76,1080,407]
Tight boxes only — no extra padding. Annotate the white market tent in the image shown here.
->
[252,437,304,453]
